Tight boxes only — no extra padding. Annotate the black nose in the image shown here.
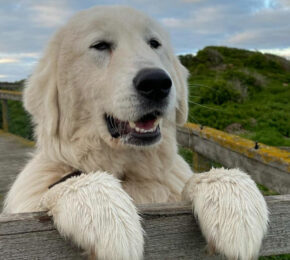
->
[133,68,172,101]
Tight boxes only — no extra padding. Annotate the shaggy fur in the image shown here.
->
[3,6,268,260]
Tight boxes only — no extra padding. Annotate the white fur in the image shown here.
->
[41,172,144,259]
[182,168,269,260]
[3,6,268,260]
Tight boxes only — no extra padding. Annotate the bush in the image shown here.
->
[199,80,241,105]
[244,52,283,72]
[196,48,224,66]
[223,69,264,96]
[4,100,33,140]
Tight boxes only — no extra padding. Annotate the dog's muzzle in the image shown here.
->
[105,68,172,146]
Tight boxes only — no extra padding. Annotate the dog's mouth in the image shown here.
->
[105,111,162,146]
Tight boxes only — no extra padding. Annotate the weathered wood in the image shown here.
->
[0,83,22,91]
[0,130,34,210]
[177,124,290,194]
[192,150,212,172]
[1,195,290,259]
[0,90,22,101]
[1,99,9,131]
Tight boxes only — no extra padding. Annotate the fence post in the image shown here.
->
[1,99,8,131]
[192,150,212,173]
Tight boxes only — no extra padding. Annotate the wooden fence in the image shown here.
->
[178,124,290,194]
[1,196,290,259]
[0,89,22,131]
[0,90,290,259]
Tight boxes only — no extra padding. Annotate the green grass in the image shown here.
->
[180,46,290,147]
[260,255,290,260]
[178,147,193,166]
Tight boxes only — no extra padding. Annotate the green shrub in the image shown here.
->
[244,52,283,72]
[196,47,224,66]
[199,80,241,105]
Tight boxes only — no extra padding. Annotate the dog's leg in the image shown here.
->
[41,171,144,260]
[182,168,268,260]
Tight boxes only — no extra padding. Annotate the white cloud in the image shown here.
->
[29,2,73,28]
[0,52,40,59]
[259,47,290,59]
[160,18,184,28]
[0,75,7,78]
[0,58,19,64]
[227,31,257,45]
[275,0,290,7]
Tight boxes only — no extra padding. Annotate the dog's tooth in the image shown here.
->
[140,129,145,133]
[135,127,141,132]
[129,121,136,128]
[154,118,162,127]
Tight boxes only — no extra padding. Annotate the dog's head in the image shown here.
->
[24,6,188,149]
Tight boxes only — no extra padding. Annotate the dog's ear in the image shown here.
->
[23,32,62,138]
[173,56,189,126]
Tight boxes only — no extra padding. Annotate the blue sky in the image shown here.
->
[0,0,290,82]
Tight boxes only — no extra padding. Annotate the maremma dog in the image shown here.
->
[4,6,268,260]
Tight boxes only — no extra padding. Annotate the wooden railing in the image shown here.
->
[1,90,290,258]
[1,196,290,259]
[178,124,290,194]
[0,89,22,131]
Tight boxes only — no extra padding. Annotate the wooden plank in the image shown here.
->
[1,99,9,131]
[192,150,212,173]
[177,125,290,194]
[1,195,289,259]
[0,90,22,101]
[0,83,22,90]
[0,130,34,210]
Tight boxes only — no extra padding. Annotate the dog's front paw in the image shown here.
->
[182,168,269,260]
[41,172,144,260]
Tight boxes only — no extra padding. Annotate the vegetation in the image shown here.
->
[0,80,33,139]
[179,46,290,147]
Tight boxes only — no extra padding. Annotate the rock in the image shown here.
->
[249,118,257,127]
[224,123,246,134]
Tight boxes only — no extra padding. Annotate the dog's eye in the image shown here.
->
[149,39,161,49]
[90,41,112,51]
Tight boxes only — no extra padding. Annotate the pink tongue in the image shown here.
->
[135,119,156,130]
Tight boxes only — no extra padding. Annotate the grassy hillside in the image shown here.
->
[180,46,290,147]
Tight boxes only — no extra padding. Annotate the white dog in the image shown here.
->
[3,6,268,260]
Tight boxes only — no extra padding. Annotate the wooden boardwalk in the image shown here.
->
[0,130,34,210]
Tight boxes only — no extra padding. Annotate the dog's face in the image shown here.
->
[24,6,188,149]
